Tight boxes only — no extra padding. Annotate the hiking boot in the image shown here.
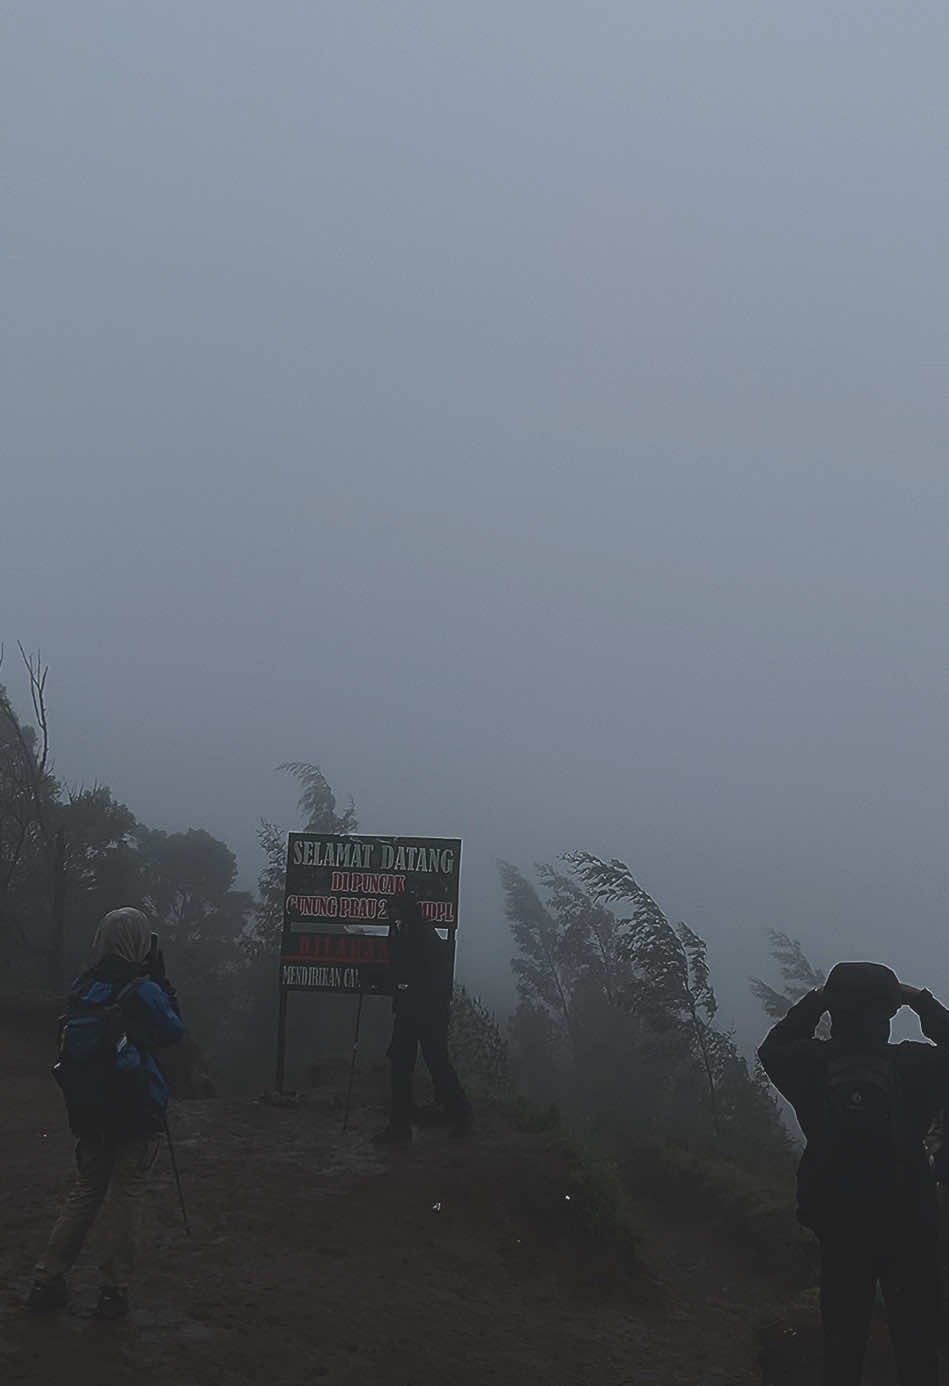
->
[25,1276,67,1312]
[93,1285,129,1320]
[371,1125,412,1147]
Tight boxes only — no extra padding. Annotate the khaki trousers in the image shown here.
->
[36,1135,160,1288]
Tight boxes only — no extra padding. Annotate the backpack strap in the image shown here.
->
[111,978,144,1009]
[69,975,143,1014]
[106,978,146,1039]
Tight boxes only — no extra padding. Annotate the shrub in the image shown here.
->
[508,1125,640,1268]
[448,986,514,1096]
[622,1142,815,1284]
[562,1139,640,1253]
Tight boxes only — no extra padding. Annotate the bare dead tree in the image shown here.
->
[0,644,51,826]
[0,646,34,903]
[0,644,66,990]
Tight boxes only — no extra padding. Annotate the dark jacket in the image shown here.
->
[63,956,184,1138]
[389,922,453,1025]
[759,988,949,1233]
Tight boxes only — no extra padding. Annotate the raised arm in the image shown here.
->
[758,987,827,1102]
[127,979,185,1050]
[902,985,949,1049]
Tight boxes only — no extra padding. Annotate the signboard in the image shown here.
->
[279,833,462,994]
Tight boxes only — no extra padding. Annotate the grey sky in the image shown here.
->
[3,2,949,1032]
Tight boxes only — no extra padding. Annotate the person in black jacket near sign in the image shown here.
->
[373,893,471,1146]
[758,961,949,1386]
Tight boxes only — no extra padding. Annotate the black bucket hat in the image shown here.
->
[824,961,901,1018]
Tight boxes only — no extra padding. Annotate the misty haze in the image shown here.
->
[4,4,949,1383]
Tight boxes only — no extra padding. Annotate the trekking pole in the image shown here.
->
[163,1112,191,1236]
[342,993,364,1133]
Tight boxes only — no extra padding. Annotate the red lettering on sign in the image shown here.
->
[284,934,392,965]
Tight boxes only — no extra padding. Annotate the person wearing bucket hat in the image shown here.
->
[759,961,949,1385]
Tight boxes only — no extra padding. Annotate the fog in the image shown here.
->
[4,2,949,1038]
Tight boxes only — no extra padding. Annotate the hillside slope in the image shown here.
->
[0,997,764,1386]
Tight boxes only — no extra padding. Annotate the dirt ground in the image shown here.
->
[13,995,944,1384]
[1,1003,764,1386]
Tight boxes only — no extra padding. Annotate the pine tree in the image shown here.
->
[750,930,825,1019]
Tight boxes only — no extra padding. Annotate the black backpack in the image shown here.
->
[53,979,149,1136]
[822,1052,909,1152]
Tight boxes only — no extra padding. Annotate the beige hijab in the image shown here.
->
[94,908,151,964]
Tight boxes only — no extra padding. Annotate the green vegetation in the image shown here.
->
[623,1142,814,1282]
[448,985,514,1097]
[504,1120,640,1265]
[0,650,252,1069]
[560,1138,640,1254]
[499,852,814,1287]
[502,852,791,1165]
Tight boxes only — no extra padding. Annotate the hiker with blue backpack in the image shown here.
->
[759,961,949,1386]
[27,908,183,1320]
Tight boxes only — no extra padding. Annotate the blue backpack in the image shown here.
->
[53,979,151,1136]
